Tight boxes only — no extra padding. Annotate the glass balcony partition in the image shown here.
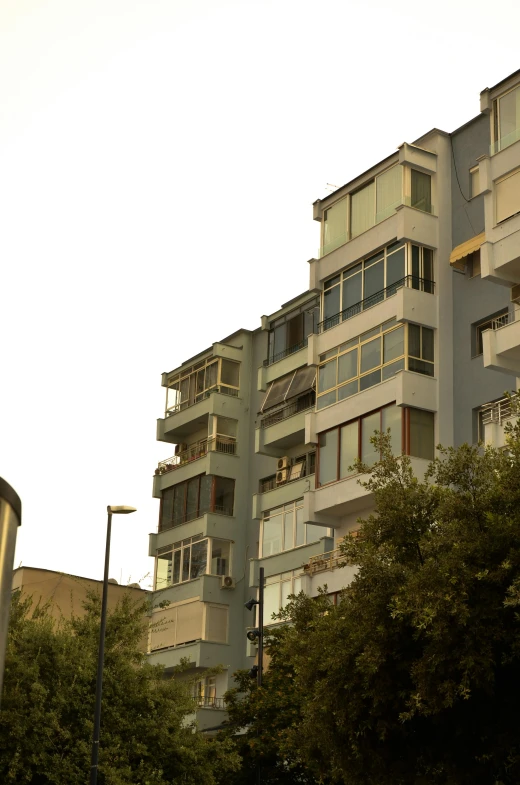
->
[165,356,240,416]
[155,534,232,590]
[159,475,235,532]
[266,298,320,366]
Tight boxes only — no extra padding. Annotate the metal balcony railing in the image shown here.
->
[193,696,226,710]
[156,437,237,475]
[480,394,519,426]
[165,385,239,417]
[317,276,435,334]
[304,547,346,576]
[158,504,233,533]
[263,338,308,367]
[259,459,315,493]
[260,392,315,429]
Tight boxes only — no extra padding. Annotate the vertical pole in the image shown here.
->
[89,511,112,785]
[258,567,264,688]
[0,479,21,706]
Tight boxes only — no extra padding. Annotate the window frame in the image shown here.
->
[154,535,233,590]
[492,83,520,154]
[159,475,235,531]
[260,499,330,557]
[262,570,304,626]
[165,356,240,415]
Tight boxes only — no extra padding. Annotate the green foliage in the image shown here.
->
[224,422,520,785]
[0,590,239,785]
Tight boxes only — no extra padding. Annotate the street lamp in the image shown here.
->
[244,566,264,687]
[89,505,136,785]
[0,477,21,705]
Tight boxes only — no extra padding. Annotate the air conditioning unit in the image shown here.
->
[277,456,290,470]
[220,575,235,590]
[511,284,520,304]
[276,469,288,486]
[174,443,187,456]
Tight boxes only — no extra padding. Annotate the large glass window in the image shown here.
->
[323,198,348,256]
[410,170,432,213]
[493,84,520,154]
[261,499,331,557]
[317,405,435,486]
[165,356,239,415]
[351,181,375,238]
[321,242,434,331]
[263,570,304,626]
[266,298,320,365]
[317,320,435,410]
[155,535,233,590]
[160,475,235,531]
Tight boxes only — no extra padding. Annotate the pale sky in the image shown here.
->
[1,0,519,589]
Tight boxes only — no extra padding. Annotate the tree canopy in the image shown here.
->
[0,590,239,785]
[223,419,520,785]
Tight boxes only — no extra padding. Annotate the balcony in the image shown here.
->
[481,225,520,286]
[255,394,315,456]
[157,387,241,444]
[258,341,311,391]
[152,443,238,497]
[150,511,237,553]
[249,535,334,586]
[252,472,315,519]
[146,640,231,672]
[301,545,359,596]
[480,394,519,449]
[482,311,520,375]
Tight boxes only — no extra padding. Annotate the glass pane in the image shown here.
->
[283,511,294,551]
[173,483,186,525]
[422,327,434,362]
[376,165,402,221]
[172,550,181,584]
[386,246,406,293]
[338,349,358,383]
[361,411,381,466]
[360,337,381,373]
[190,540,208,579]
[408,323,421,358]
[214,477,235,515]
[220,360,240,388]
[262,518,283,556]
[317,390,337,409]
[408,358,434,376]
[338,379,359,400]
[287,314,304,348]
[156,552,172,590]
[263,583,280,625]
[296,517,305,546]
[342,271,362,317]
[383,326,404,363]
[323,285,341,325]
[281,580,293,609]
[382,358,405,380]
[293,576,302,595]
[211,539,231,575]
[206,362,218,389]
[340,421,359,477]
[199,475,212,515]
[411,245,420,289]
[182,546,191,582]
[351,181,375,238]
[499,85,520,146]
[306,523,324,543]
[161,488,174,529]
[323,197,348,254]
[318,429,339,485]
[318,359,337,393]
[216,416,237,437]
[273,323,286,359]
[186,478,200,521]
[423,248,434,292]
[381,405,402,455]
[411,170,431,212]
[359,368,381,390]
[409,409,435,460]
[363,260,384,303]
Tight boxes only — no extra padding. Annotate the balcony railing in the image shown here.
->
[304,547,346,576]
[159,504,233,533]
[193,696,226,710]
[480,394,519,426]
[260,392,315,429]
[156,437,237,475]
[491,312,514,331]
[259,459,315,493]
[165,385,239,417]
[263,338,308,367]
[317,276,435,334]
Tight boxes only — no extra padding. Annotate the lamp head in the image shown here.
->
[244,598,259,612]
[247,628,260,642]
[248,665,259,679]
[107,506,137,515]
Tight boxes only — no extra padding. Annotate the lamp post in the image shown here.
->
[89,505,136,785]
[245,566,265,785]
[0,477,21,705]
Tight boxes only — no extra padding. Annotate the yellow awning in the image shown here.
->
[449,232,486,269]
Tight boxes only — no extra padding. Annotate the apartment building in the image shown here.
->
[147,69,520,730]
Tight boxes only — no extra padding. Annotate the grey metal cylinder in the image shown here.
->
[0,478,21,703]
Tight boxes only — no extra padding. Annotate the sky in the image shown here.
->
[1,0,519,589]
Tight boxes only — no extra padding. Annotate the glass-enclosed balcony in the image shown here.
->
[154,533,232,590]
[165,356,240,417]
[155,435,237,477]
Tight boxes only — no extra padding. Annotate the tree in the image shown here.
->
[0,590,239,785]
[225,419,520,785]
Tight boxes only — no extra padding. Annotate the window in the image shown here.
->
[317,405,435,486]
[316,321,434,410]
[323,198,348,256]
[470,166,481,198]
[468,250,481,278]
[473,310,509,357]
[149,600,228,651]
[192,676,218,708]
[260,499,330,557]
[165,357,240,415]
[410,169,432,213]
[495,168,520,224]
[266,298,320,365]
[155,535,232,590]
[321,242,434,331]
[160,475,235,531]
[263,570,304,625]
[492,84,520,154]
